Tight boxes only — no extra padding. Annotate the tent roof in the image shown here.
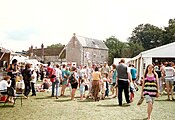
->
[133,42,175,59]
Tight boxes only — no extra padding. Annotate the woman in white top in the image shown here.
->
[0,76,11,92]
[30,69,37,96]
[0,76,14,103]
[162,62,175,100]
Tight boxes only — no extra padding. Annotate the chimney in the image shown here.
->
[41,43,44,61]
[30,45,33,57]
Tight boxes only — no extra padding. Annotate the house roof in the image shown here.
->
[0,47,12,53]
[76,35,108,50]
[26,46,66,58]
[132,42,175,59]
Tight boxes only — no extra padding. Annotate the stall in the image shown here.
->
[0,47,11,80]
[130,42,175,79]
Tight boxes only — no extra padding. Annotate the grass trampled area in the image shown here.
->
[0,87,175,120]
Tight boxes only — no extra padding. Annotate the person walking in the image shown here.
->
[70,67,78,101]
[46,62,57,98]
[30,68,37,96]
[101,62,110,97]
[130,64,138,102]
[54,64,62,99]
[92,67,101,101]
[7,59,18,89]
[141,64,159,120]
[162,62,175,100]
[22,63,32,99]
[116,59,132,106]
[61,65,70,96]
[111,64,118,98]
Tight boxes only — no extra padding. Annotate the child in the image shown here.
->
[79,79,86,100]
[104,73,110,98]
[130,81,135,102]
[37,78,51,92]
[101,73,110,99]
[100,78,106,100]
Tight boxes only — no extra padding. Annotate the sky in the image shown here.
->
[0,0,175,52]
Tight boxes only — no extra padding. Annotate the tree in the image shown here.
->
[127,42,144,57]
[104,36,128,65]
[128,24,164,50]
[163,18,175,45]
[47,43,64,48]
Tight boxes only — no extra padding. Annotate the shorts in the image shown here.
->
[71,82,78,89]
[145,95,155,104]
[165,78,174,85]
[62,79,68,85]
[80,88,85,95]
[132,78,136,81]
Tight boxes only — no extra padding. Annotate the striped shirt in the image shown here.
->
[143,74,157,97]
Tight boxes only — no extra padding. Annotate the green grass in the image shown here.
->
[0,87,175,120]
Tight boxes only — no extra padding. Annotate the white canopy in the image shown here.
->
[133,42,175,60]
[130,42,175,80]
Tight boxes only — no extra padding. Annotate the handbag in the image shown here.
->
[137,97,144,105]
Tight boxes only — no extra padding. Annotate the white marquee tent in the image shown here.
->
[129,42,175,79]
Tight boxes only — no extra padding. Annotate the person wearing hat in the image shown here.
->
[101,61,110,97]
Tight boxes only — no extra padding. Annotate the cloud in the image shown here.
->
[0,0,175,52]
[6,28,37,41]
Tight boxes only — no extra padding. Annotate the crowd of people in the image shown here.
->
[0,58,175,120]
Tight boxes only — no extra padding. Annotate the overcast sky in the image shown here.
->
[0,0,175,52]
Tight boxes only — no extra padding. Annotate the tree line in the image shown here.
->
[104,18,175,65]
[47,18,175,65]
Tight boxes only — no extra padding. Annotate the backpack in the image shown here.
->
[47,67,56,78]
[69,73,76,84]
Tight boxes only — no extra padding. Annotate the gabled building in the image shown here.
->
[26,34,108,66]
[27,44,66,64]
[66,33,108,66]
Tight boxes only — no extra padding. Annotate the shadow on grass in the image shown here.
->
[77,98,95,102]
[59,95,71,98]
[97,103,130,107]
[34,96,53,100]
[155,99,175,102]
[0,104,15,108]
[131,118,148,120]
[54,99,72,102]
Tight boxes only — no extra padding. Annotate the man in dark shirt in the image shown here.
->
[116,59,132,106]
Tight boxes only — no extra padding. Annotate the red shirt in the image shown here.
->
[47,67,56,82]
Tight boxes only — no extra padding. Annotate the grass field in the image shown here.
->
[0,86,175,120]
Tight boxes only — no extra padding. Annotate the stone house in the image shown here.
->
[26,34,108,66]
[66,33,108,66]
[27,44,66,64]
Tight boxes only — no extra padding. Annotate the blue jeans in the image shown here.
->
[52,78,60,97]
[31,82,36,95]
[105,82,109,97]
